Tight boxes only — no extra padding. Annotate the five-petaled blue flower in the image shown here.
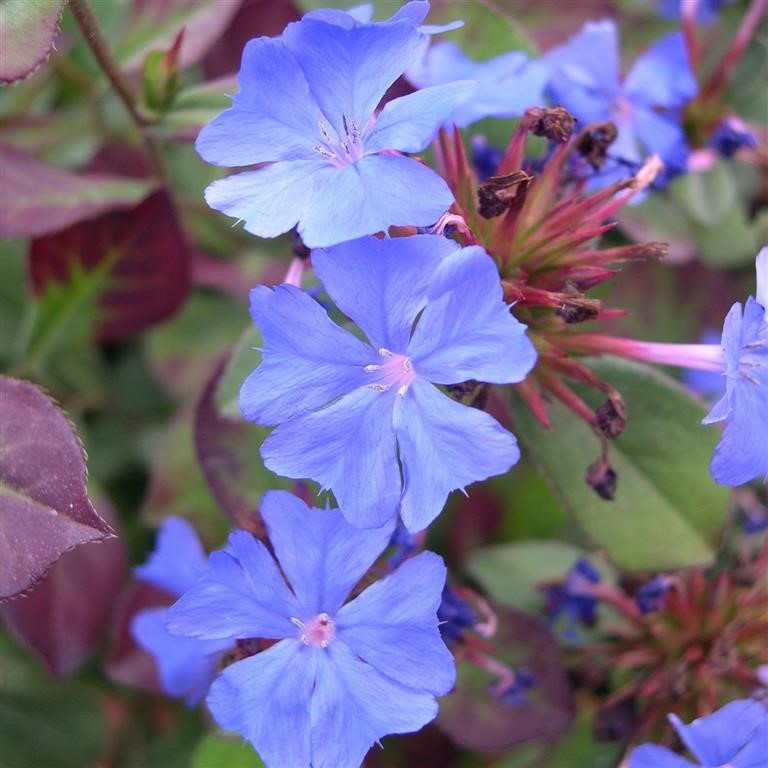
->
[196,6,471,247]
[406,40,548,128]
[131,518,232,705]
[166,491,455,768]
[704,248,768,486]
[544,20,696,188]
[238,234,537,532]
[630,698,768,768]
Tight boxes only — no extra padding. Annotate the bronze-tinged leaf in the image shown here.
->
[29,190,191,341]
[437,606,574,750]
[0,376,113,601]
[0,144,155,238]
[0,0,65,84]
[0,497,128,676]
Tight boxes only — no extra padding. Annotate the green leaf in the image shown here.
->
[695,205,766,268]
[0,682,106,768]
[0,0,65,84]
[671,162,737,227]
[191,733,265,768]
[512,358,729,570]
[467,541,614,614]
[215,325,262,418]
[149,79,232,139]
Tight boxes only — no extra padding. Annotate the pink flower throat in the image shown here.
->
[364,348,416,397]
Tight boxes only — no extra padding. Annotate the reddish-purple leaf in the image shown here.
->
[0,0,65,84]
[29,190,191,340]
[437,607,574,750]
[0,376,113,601]
[202,0,302,78]
[0,144,156,238]
[104,581,168,695]
[0,497,128,677]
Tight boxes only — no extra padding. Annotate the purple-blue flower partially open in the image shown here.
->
[131,518,233,705]
[196,9,472,248]
[703,248,768,486]
[629,698,768,768]
[238,235,537,532]
[406,40,548,128]
[544,20,697,189]
[166,491,455,768]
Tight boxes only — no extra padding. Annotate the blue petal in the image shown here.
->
[207,641,315,768]
[166,531,301,641]
[203,160,335,240]
[408,41,548,128]
[309,642,440,768]
[134,517,207,597]
[632,106,689,165]
[364,81,473,154]
[131,608,229,705]
[624,32,697,109]
[240,284,373,426]
[388,1,430,26]
[710,376,768,485]
[393,378,520,532]
[262,387,402,529]
[311,234,460,352]
[733,715,768,768]
[195,37,324,166]
[336,551,455,695]
[297,153,454,247]
[670,700,767,766]
[756,247,768,311]
[302,4,374,27]
[544,19,620,122]
[628,743,696,768]
[408,245,537,383]
[281,18,425,140]
[259,490,393,617]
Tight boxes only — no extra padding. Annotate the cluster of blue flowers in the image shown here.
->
[129,2,766,765]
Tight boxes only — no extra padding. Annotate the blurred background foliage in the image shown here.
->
[0,0,766,766]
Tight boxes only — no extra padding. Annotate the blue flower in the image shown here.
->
[709,117,758,158]
[131,518,232,705]
[167,491,455,768]
[544,558,601,640]
[544,20,696,189]
[704,248,768,486]
[406,40,548,128]
[635,575,673,615]
[239,234,537,532]
[196,9,471,248]
[658,0,735,25]
[437,586,477,644]
[630,698,768,768]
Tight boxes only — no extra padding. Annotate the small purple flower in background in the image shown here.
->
[491,668,536,708]
[709,116,758,158]
[703,248,768,486]
[544,20,697,189]
[239,234,537,532]
[196,6,471,247]
[131,518,232,705]
[629,698,768,768]
[635,575,674,615]
[544,558,601,640]
[406,40,548,128]
[658,0,736,25]
[167,491,455,768]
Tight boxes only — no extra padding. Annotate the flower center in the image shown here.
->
[610,95,633,123]
[364,348,416,397]
[291,613,336,648]
[312,115,365,169]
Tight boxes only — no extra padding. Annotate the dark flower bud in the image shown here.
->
[586,456,617,500]
[477,171,531,219]
[523,106,577,143]
[635,575,672,615]
[437,586,477,645]
[575,122,619,169]
[491,668,536,707]
[556,302,601,324]
[595,391,627,439]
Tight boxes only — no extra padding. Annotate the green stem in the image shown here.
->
[69,0,168,182]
